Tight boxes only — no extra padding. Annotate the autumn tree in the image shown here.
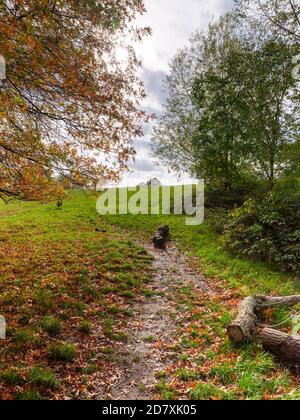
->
[0,0,149,202]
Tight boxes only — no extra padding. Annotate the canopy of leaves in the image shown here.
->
[235,0,300,41]
[151,14,249,180]
[0,0,150,202]
[194,39,298,187]
[152,11,299,189]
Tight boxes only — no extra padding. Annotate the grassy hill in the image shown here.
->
[0,190,299,400]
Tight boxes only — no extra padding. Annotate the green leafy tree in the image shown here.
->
[229,40,299,187]
[152,14,240,180]
[235,0,300,41]
[192,45,252,190]
[152,13,299,190]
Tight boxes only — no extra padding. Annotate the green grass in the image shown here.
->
[79,320,92,335]
[0,191,153,399]
[176,368,203,382]
[189,382,235,400]
[208,346,291,399]
[29,367,60,390]
[100,188,299,400]
[155,379,177,400]
[13,329,43,349]
[40,316,62,337]
[104,204,298,298]
[0,189,299,400]
[16,390,42,400]
[144,335,155,343]
[47,344,76,362]
[1,369,23,386]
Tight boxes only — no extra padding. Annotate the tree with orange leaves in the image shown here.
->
[0,0,150,202]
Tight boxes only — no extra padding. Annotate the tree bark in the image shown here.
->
[227,295,300,368]
[258,295,300,309]
[261,328,300,366]
[227,296,258,344]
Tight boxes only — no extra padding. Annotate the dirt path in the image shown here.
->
[99,241,212,400]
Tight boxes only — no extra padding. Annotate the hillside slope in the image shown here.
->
[0,191,299,400]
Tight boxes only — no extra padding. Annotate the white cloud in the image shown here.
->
[122,0,234,186]
[136,0,233,73]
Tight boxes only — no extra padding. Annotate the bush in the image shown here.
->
[205,176,262,209]
[207,208,229,234]
[222,193,300,274]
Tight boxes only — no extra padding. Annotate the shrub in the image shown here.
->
[222,193,300,274]
[205,176,262,209]
[208,208,229,234]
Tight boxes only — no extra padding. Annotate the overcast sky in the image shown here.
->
[122,0,234,186]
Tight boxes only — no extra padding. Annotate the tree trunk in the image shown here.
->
[227,296,258,344]
[261,328,300,366]
[258,295,300,309]
[227,295,300,369]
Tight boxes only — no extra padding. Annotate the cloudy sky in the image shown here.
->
[122,0,234,186]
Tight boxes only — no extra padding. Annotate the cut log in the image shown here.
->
[153,233,165,249]
[258,295,300,309]
[157,225,170,237]
[261,328,300,366]
[227,294,300,369]
[227,296,259,344]
[153,225,170,249]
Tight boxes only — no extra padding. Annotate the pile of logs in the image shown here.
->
[153,225,170,249]
[227,295,300,368]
